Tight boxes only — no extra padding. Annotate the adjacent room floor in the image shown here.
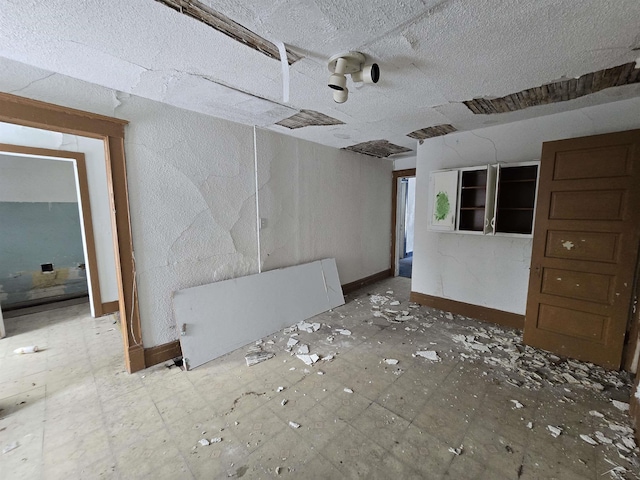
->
[1,277,638,479]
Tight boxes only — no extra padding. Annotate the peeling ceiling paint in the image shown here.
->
[407,124,457,140]
[153,0,302,64]
[344,140,412,158]
[464,62,640,115]
[276,109,344,129]
[1,0,640,155]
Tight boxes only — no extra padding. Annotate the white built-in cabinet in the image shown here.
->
[428,161,539,237]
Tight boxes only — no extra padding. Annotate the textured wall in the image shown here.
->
[0,58,393,347]
[413,97,640,315]
[119,95,260,346]
[256,129,392,284]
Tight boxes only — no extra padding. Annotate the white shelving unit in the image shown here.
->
[428,161,539,237]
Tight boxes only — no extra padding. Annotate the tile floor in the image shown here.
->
[1,277,638,479]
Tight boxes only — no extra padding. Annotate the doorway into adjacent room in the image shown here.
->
[392,169,416,279]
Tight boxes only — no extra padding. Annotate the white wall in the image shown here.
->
[413,97,640,315]
[0,57,393,347]
[394,155,416,171]
[0,154,77,202]
[0,122,119,305]
[256,129,392,284]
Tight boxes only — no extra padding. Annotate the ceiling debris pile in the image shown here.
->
[343,140,412,158]
[168,280,637,477]
[275,110,344,129]
[447,322,631,393]
[153,0,301,64]
[464,62,640,115]
[407,124,457,140]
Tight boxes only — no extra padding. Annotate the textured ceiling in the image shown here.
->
[1,0,639,157]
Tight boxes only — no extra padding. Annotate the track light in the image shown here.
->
[351,63,380,84]
[333,88,348,103]
[327,51,380,104]
[328,57,348,91]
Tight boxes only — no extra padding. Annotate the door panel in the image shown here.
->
[545,231,620,263]
[524,129,640,369]
[536,304,607,342]
[549,190,625,220]
[541,268,614,304]
[553,145,631,179]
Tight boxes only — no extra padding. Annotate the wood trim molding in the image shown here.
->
[342,269,392,295]
[0,143,104,316]
[391,169,416,276]
[101,301,119,315]
[631,376,640,445]
[0,92,143,373]
[144,340,183,368]
[0,92,127,138]
[410,291,525,330]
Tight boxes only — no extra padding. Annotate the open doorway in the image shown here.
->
[0,151,93,317]
[0,92,144,372]
[391,168,416,278]
[398,177,416,278]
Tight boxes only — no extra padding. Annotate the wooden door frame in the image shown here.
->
[0,92,144,373]
[391,168,416,276]
[0,143,110,316]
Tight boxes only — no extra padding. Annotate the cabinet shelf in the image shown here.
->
[499,179,536,184]
[430,161,538,236]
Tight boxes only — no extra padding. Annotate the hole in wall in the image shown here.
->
[40,263,54,273]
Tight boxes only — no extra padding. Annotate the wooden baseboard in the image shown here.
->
[2,293,89,311]
[410,291,525,330]
[342,269,392,295]
[632,376,640,445]
[144,340,183,368]
[126,345,146,373]
[101,301,119,315]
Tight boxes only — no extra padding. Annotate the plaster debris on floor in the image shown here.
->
[1,277,638,479]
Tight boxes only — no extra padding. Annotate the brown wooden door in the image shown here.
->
[524,129,640,370]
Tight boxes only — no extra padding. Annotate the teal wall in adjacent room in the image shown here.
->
[0,202,88,307]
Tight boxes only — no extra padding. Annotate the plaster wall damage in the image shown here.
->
[255,129,392,284]
[0,58,392,347]
[413,97,640,316]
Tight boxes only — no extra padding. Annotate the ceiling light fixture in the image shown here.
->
[327,52,379,104]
